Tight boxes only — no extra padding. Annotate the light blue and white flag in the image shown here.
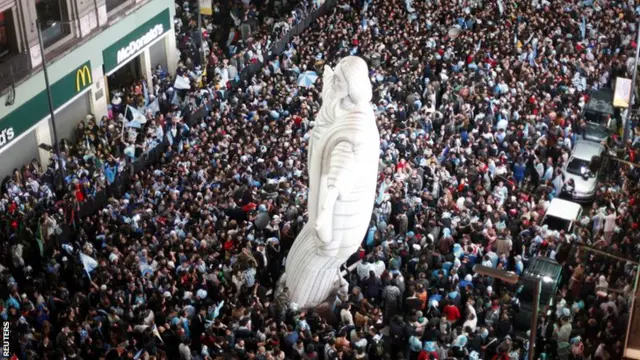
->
[580,16,586,40]
[134,349,144,360]
[124,145,136,159]
[62,243,74,254]
[171,91,181,107]
[152,324,163,343]
[142,81,150,106]
[126,105,147,128]
[146,98,160,115]
[212,300,224,319]
[140,263,154,277]
[80,253,98,279]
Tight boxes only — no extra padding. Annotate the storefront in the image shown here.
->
[0,61,94,175]
[0,0,177,179]
[102,8,172,101]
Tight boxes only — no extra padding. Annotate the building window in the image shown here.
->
[36,0,70,48]
[106,0,131,13]
[0,11,11,60]
[0,9,30,94]
[0,9,19,61]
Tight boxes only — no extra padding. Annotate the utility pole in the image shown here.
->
[529,279,541,360]
[197,0,206,67]
[623,22,640,143]
[36,19,65,189]
[624,268,640,359]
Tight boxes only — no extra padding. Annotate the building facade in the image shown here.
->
[0,0,178,178]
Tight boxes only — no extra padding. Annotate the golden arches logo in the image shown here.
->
[75,65,92,92]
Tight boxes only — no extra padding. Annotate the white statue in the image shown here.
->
[280,56,380,309]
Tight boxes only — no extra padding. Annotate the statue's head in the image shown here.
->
[324,56,372,109]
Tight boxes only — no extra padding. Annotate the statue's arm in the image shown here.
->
[326,141,357,198]
[322,65,335,99]
[314,141,356,246]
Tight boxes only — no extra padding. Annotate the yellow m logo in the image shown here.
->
[75,65,92,92]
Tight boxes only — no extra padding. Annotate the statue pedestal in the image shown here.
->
[275,275,341,327]
[312,295,340,327]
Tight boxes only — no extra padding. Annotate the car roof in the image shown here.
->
[545,198,582,222]
[585,88,615,115]
[571,140,605,161]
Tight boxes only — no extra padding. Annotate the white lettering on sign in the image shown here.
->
[0,128,15,148]
[116,24,164,65]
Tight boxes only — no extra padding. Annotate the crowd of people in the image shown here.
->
[2,0,640,359]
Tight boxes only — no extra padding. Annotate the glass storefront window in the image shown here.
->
[106,0,131,13]
[36,0,69,47]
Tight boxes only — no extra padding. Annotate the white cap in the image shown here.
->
[196,289,208,299]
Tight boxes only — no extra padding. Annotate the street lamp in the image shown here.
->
[473,265,540,360]
[35,19,66,189]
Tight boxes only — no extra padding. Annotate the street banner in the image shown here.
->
[199,0,212,15]
[614,77,633,108]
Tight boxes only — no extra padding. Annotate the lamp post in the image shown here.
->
[473,265,540,360]
[624,22,640,143]
[196,0,206,67]
[624,267,640,358]
[36,19,65,188]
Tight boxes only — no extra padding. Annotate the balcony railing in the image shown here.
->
[0,52,30,95]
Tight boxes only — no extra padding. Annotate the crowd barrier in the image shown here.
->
[237,0,338,83]
[62,0,339,238]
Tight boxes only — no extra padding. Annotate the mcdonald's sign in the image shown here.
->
[75,63,93,92]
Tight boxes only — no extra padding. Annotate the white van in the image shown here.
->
[542,198,583,233]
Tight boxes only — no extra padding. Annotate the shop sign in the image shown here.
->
[0,61,93,151]
[102,8,171,73]
[76,64,93,92]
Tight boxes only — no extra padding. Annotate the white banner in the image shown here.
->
[174,75,191,90]
[614,77,632,108]
[199,0,212,15]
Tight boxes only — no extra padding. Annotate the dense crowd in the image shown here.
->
[2,0,640,359]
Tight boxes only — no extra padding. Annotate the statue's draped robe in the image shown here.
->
[284,100,380,309]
